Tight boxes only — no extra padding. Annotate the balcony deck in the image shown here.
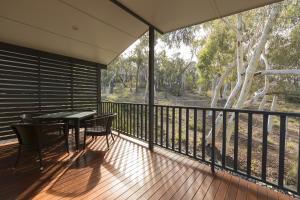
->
[0,134,294,200]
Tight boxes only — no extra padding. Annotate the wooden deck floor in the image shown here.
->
[0,134,295,200]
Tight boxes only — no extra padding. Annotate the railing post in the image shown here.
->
[247,113,253,176]
[278,115,286,188]
[211,110,216,173]
[262,113,268,182]
[222,111,227,168]
[234,111,239,171]
[148,26,155,150]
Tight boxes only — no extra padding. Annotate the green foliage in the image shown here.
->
[197,19,236,81]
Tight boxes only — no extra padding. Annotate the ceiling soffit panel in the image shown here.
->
[0,17,116,64]
[0,0,147,65]
[118,0,283,33]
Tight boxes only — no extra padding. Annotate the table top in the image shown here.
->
[34,111,96,120]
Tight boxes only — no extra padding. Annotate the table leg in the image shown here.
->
[63,121,69,153]
[75,119,80,151]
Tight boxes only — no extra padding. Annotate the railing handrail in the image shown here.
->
[101,101,300,116]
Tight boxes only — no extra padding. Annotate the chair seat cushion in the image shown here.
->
[85,130,108,136]
[85,126,107,136]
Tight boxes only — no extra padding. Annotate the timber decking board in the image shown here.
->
[0,134,294,200]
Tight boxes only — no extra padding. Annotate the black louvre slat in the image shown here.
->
[0,42,101,137]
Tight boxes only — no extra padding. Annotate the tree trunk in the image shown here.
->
[256,69,300,76]
[268,95,277,133]
[225,5,281,145]
[210,65,234,108]
[135,65,140,93]
[222,84,228,99]
[259,95,267,110]
[235,5,281,109]
[207,14,244,141]
[258,53,270,109]
[144,69,149,103]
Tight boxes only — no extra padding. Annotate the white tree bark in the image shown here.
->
[235,5,281,109]
[256,69,300,76]
[268,95,278,133]
[207,14,244,141]
[258,53,270,109]
[225,4,282,145]
[222,84,228,99]
[211,78,217,103]
[259,96,267,110]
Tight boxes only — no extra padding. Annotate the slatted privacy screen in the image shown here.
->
[0,42,104,139]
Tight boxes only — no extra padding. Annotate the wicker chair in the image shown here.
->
[83,113,117,149]
[11,123,69,171]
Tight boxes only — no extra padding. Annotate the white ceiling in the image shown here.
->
[0,0,147,65]
[0,0,282,65]
[118,0,282,33]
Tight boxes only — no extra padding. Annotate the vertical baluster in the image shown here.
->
[133,104,135,137]
[137,104,139,138]
[161,106,164,146]
[155,106,158,144]
[130,104,132,135]
[262,113,268,182]
[179,107,182,153]
[116,103,119,131]
[145,105,148,141]
[120,103,122,133]
[247,113,253,176]
[118,103,121,132]
[141,104,143,139]
[114,103,116,129]
[222,111,227,168]
[234,111,239,171]
[211,110,216,173]
[120,103,122,132]
[297,118,300,194]
[166,107,169,148]
[278,115,286,187]
[193,109,197,158]
[172,107,175,150]
[202,110,206,161]
[123,103,125,134]
[186,108,189,155]
[111,103,113,128]
[127,104,129,134]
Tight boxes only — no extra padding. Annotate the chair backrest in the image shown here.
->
[87,113,117,134]
[11,124,38,146]
[11,123,64,146]
[105,113,117,134]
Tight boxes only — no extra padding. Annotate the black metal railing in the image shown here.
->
[100,101,300,196]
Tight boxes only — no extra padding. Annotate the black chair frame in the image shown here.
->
[83,113,117,149]
[11,123,69,171]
